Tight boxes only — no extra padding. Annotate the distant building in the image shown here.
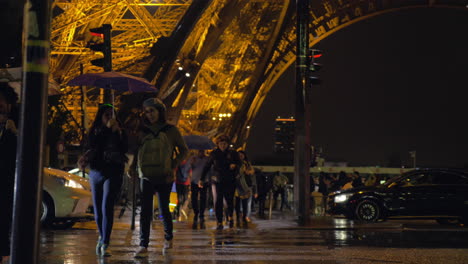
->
[274,117,295,153]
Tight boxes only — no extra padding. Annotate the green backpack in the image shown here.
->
[137,125,174,184]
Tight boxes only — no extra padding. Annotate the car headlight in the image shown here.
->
[64,179,85,189]
[334,193,353,203]
[53,176,85,190]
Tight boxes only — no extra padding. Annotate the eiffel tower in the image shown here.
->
[49,0,466,146]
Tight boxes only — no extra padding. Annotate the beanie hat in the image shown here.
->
[142,97,167,123]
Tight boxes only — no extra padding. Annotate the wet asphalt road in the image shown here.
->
[38,210,468,264]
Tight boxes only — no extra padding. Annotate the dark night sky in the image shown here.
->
[246,7,468,168]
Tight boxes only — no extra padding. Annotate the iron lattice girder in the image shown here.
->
[50,0,192,144]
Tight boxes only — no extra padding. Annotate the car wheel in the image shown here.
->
[50,220,76,229]
[355,199,381,222]
[40,192,55,226]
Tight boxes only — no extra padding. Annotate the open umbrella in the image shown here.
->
[183,135,216,150]
[67,71,157,93]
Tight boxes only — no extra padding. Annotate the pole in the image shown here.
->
[294,0,311,225]
[11,0,51,263]
[80,64,87,178]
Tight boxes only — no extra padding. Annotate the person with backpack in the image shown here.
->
[134,98,188,258]
[200,135,241,230]
[78,103,129,257]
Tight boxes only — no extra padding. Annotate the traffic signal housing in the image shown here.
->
[89,24,112,71]
[308,48,322,85]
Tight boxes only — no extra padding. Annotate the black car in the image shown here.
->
[327,168,468,225]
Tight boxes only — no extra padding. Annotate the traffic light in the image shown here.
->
[308,48,322,85]
[89,24,112,71]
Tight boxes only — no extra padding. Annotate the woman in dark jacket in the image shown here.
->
[0,83,18,264]
[81,103,128,257]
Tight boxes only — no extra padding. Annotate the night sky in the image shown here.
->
[246,7,468,168]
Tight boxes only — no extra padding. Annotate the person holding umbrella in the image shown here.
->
[78,103,128,257]
[135,98,188,257]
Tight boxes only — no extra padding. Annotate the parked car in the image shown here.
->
[67,167,89,179]
[41,167,93,228]
[327,168,468,225]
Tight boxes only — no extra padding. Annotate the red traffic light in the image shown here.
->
[90,32,104,38]
[89,24,112,38]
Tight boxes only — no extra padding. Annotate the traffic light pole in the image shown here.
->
[294,0,311,225]
[89,24,113,103]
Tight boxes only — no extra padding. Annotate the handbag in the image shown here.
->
[236,174,251,199]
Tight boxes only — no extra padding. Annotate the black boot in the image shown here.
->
[199,218,206,229]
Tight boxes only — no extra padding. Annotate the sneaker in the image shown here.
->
[216,223,224,230]
[245,217,251,223]
[100,244,111,257]
[96,241,102,255]
[163,239,173,250]
[96,236,102,255]
[134,247,148,258]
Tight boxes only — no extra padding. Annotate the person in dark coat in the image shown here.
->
[200,134,241,230]
[79,103,128,257]
[255,168,272,218]
[0,83,18,264]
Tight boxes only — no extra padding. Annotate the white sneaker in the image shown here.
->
[134,247,148,258]
[163,239,173,250]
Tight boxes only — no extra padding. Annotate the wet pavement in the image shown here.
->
[38,208,468,264]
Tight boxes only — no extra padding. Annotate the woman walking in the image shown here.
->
[234,150,257,226]
[79,103,128,257]
[134,98,188,257]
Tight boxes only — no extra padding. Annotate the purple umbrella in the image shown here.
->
[67,71,157,93]
[183,135,216,150]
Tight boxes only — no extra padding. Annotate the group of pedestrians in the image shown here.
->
[0,87,284,261]
[77,97,188,258]
[78,95,275,258]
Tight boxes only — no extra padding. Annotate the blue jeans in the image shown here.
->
[89,169,123,245]
[246,195,253,217]
[139,180,173,247]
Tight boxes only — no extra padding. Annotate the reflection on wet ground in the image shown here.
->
[38,211,468,264]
